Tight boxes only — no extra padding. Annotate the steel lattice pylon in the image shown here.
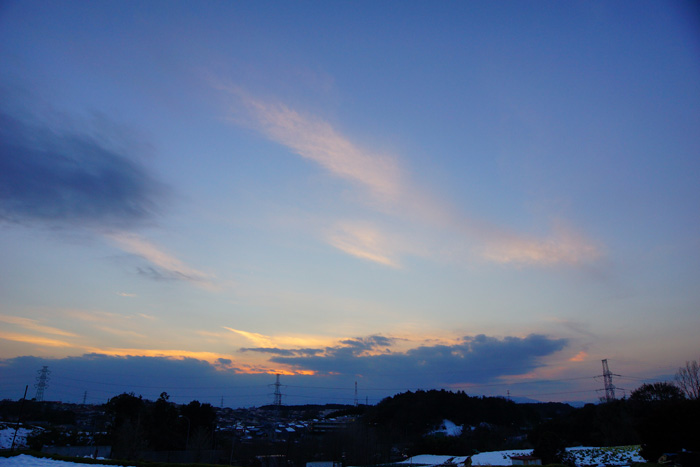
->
[273,374,282,406]
[35,366,50,401]
[601,359,616,402]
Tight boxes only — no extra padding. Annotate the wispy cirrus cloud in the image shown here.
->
[107,231,214,287]
[63,309,127,324]
[215,83,602,268]
[93,326,148,340]
[224,327,333,351]
[479,223,602,266]
[224,327,275,347]
[0,332,74,348]
[0,315,77,337]
[326,221,401,268]
[219,84,403,204]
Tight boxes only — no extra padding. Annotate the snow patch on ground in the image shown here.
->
[0,425,35,450]
[398,455,470,465]
[429,420,463,437]
[0,446,645,467]
[400,445,644,466]
[472,449,533,465]
[0,455,132,467]
[566,446,644,466]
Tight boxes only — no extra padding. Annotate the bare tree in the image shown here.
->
[675,360,700,400]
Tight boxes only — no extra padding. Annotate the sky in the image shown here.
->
[1,1,699,408]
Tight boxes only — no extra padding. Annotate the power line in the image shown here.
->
[45,372,646,394]
[55,375,268,390]
[284,376,596,392]
[514,388,600,398]
[8,365,674,407]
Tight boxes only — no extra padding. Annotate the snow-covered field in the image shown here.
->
[400,445,644,466]
[566,446,645,466]
[0,456,131,467]
[0,425,34,450]
[0,445,645,467]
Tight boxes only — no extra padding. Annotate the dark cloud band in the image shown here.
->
[268,334,568,385]
[240,348,322,357]
[0,111,162,228]
[0,335,568,407]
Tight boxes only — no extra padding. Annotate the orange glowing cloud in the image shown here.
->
[88,348,229,362]
[0,315,77,337]
[223,327,335,349]
[480,224,601,266]
[569,351,588,362]
[224,327,274,347]
[0,332,74,347]
[88,348,314,376]
[326,221,400,268]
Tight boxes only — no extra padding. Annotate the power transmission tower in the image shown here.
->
[35,366,50,401]
[600,359,617,402]
[273,374,283,407]
[83,391,87,404]
[354,381,358,407]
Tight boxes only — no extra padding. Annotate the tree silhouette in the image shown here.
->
[630,382,684,403]
[675,360,700,400]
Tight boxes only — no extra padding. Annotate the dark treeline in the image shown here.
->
[362,389,573,457]
[530,382,700,463]
[365,386,700,463]
[0,392,217,458]
[0,399,77,425]
[105,392,217,459]
[367,389,573,427]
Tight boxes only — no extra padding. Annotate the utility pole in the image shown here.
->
[354,381,358,407]
[11,386,28,452]
[83,391,87,405]
[35,366,50,401]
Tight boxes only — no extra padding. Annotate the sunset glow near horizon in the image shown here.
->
[1,1,699,407]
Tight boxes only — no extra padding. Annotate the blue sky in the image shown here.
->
[1,1,699,407]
